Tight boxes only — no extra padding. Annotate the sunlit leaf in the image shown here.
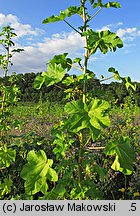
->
[49,53,72,71]
[121,76,136,91]
[0,147,16,168]
[43,6,82,24]
[88,99,111,129]
[64,98,110,140]
[104,2,121,8]
[21,150,58,195]
[44,63,66,87]
[62,75,75,86]
[93,1,121,8]
[104,137,135,175]
[34,63,66,89]
[0,176,13,198]
[83,29,123,54]
[108,67,121,80]
[34,74,44,89]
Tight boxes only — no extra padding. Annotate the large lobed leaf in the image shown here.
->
[93,1,121,8]
[21,150,58,195]
[48,53,72,71]
[108,67,136,90]
[104,137,135,175]
[34,62,66,89]
[64,98,110,140]
[43,6,82,24]
[43,63,66,86]
[83,29,123,54]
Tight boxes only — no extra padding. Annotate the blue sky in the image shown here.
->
[0,0,140,82]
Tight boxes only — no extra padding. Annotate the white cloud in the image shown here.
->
[0,13,84,75]
[0,13,44,38]
[116,27,140,40]
[8,32,84,74]
[0,13,140,78]
[96,23,140,42]
[97,22,123,32]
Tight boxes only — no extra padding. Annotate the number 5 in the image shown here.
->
[131,203,136,211]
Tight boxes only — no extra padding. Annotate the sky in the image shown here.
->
[0,0,140,82]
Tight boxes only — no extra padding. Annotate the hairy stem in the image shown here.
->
[77,0,90,189]
[82,0,89,104]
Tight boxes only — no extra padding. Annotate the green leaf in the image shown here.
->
[0,147,16,168]
[11,48,24,53]
[43,63,66,87]
[88,99,111,129]
[41,184,66,200]
[43,6,82,24]
[104,2,121,8]
[64,99,110,140]
[21,150,58,195]
[47,168,58,182]
[62,75,75,86]
[52,131,74,159]
[64,100,98,139]
[73,57,82,64]
[104,137,135,175]
[83,29,123,54]
[93,1,121,8]
[49,53,72,71]
[34,74,44,89]
[121,76,136,91]
[108,67,121,80]
[93,2,104,8]
[40,169,74,200]
[53,132,67,159]
[0,176,13,199]
[93,164,107,181]
[73,57,82,68]
[108,68,136,90]
[34,63,66,89]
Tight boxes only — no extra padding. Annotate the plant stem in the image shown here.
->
[88,7,102,22]
[85,136,92,146]
[67,62,84,72]
[78,132,83,188]
[87,146,105,150]
[77,0,90,189]
[100,75,114,82]
[63,19,82,35]
[54,83,66,90]
[82,0,89,104]
[4,32,10,77]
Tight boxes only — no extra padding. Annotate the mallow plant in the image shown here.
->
[0,26,24,199]
[27,0,136,199]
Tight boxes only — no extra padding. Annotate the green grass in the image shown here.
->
[2,101,140,200]
[8,101,64,138]
[11,101,64,119]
